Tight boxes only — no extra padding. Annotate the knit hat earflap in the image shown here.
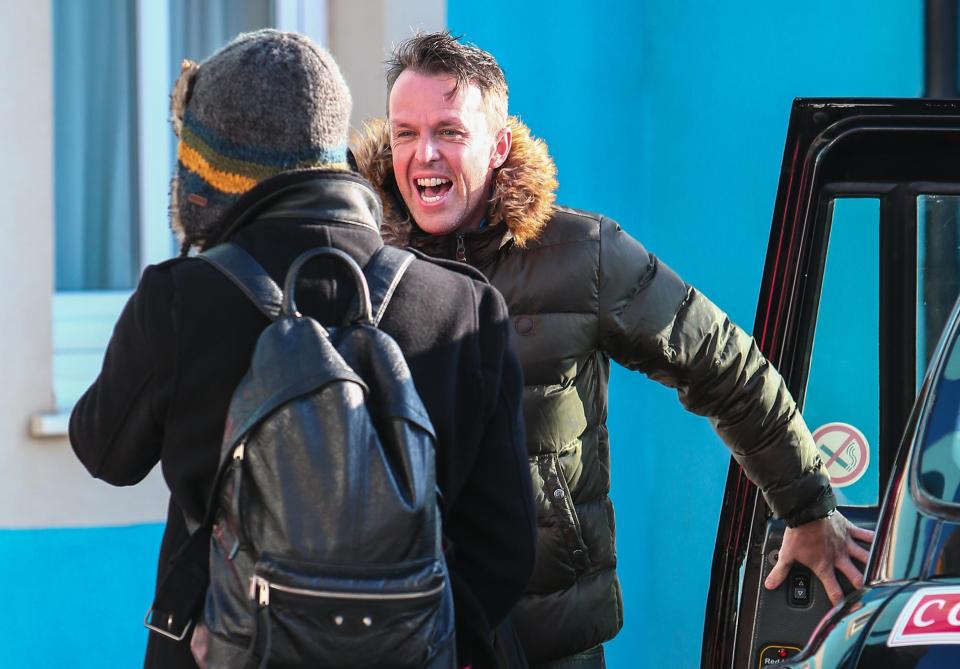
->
[169,29,352,252]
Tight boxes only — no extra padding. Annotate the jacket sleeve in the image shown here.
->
[445,282,537,628]
[69,264,176,487]
[597,219,835,527]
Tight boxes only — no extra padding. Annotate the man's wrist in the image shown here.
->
[784,487,837,528]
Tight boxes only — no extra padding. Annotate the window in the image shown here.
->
[44,0,325,427]
[919,326,960,506]
[54,0,140,291]
[918,194,960,382]
[802,192,960,508]
[917,194,960,507]
[803,198,881,507]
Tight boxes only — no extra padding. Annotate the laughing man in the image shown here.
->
[353,32,874,669]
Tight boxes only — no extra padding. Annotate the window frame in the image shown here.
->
[35,0,329,436]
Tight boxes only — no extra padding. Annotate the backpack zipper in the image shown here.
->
[250,575,444,607]
[455,233,466,262]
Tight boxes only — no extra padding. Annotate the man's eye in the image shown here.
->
[439,129,462,137]
[393,130,414,139]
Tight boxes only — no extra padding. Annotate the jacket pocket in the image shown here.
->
[539,453,591,574]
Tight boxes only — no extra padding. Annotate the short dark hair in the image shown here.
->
[386,31,508,123]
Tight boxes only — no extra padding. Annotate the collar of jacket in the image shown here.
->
[351,116,558,255]
[207,168,383,249]
[409,220,508,268]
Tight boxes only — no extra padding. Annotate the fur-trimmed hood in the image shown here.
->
[351,116,558,248]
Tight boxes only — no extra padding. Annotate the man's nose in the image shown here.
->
[415,136,439,163]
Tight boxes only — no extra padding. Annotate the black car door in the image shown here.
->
[701,99,960,669]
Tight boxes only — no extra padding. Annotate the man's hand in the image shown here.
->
[764,511,875,605]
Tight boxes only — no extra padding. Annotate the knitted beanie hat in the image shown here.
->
[169,29,352,251]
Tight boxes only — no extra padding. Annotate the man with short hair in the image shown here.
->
[353,31,874,668]
[70,30,536,669]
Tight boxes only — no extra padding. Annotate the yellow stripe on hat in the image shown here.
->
[178,142,259,195]
[180,126,283,182]
[178,140,352,195]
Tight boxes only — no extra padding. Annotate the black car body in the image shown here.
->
[784,295,960,668]
[701,99,960,668]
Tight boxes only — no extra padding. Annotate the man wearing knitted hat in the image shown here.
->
[70,30,536,669]
[353,32,875,668]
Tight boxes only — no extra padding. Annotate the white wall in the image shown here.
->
[0,0,167,528]
[329,0,446,127]
[0,0,445,529]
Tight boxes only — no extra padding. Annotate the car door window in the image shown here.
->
[919,328,960,505]
[918,194,960,384]
[917,194,960,507]
[804,198,880,506]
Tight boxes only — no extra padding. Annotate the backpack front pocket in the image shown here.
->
[249,555,451,669]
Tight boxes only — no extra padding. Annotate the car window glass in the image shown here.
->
[919,324,960,505]
[804,198,880,507]
[918,195,960,387]
[933,523,960,576]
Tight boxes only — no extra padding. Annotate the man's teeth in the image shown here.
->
[416,177,450,187]
[417,177,449,203]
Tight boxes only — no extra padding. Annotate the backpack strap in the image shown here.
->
[362,245,415,326]
[144,525,211,642]
[201,243,413,325]
[199,243,283,320]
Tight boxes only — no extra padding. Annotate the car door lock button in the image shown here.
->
[788,569,812,606]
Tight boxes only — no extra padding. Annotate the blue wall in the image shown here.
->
[447,1,920,666]
[0,524,163,666]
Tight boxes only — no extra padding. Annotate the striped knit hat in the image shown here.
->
[170,29,352,251]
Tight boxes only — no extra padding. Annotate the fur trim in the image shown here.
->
[170,59,199,138]
[490,118,557,247]
[351,116,558,248]
[169,173,185,249]
[169,59,199,250]
[351,119,411,247]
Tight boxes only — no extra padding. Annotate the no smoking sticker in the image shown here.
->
[813,422,870,488]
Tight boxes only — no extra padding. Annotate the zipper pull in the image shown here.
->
[249,575,270,605]
[257,577,270,606]
[233,440,245,460]
[456,233,466,262]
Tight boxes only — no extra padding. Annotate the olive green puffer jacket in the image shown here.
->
[353,118,836,664]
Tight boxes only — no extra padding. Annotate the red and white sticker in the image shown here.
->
[812,422,870,488]
[888,586,960,647]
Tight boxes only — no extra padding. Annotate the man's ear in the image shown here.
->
[490,124,512,169]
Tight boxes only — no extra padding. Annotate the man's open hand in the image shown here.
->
[764,511,875,605]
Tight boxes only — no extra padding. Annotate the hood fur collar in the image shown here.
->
[351,116,558,248]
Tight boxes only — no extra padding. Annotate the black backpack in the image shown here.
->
[147,242,456,669]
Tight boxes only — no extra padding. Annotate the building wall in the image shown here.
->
[330,0,447,125]
[0,2,167,666]
[446,1,921,667]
